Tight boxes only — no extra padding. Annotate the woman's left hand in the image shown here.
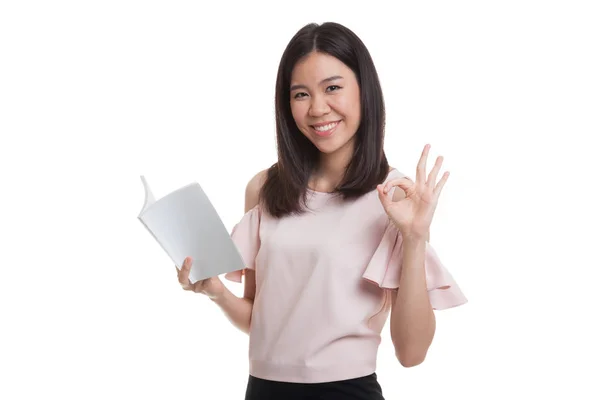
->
[377,144,449,241]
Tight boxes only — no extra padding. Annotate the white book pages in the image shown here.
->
[138,175,245,283]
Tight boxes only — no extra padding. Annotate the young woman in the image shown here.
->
[177,22,467,400]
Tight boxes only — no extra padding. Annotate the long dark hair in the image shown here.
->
[260,22,390,218]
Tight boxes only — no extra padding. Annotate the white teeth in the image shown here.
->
[314,122,338,132]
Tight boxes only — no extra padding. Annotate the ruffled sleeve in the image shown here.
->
[362,222,467,310]
[224,205,261,283]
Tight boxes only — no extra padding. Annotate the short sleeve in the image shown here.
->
[224,205,261,283]
[362,222,468,310]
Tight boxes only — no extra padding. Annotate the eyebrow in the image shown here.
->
[290,75,344,91]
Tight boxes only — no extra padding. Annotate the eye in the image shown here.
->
[293,92,308,99]
[326,85,341,92]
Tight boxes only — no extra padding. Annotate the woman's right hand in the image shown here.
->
[176,257,225,299]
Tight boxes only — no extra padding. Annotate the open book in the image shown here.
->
[137,176,246,284]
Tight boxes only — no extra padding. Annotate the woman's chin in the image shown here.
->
[314,138,355,156]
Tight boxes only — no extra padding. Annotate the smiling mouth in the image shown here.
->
[310,121,341,137]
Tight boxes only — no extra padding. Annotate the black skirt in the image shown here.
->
[244,373,386,400]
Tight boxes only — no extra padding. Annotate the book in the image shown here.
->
[137,175,246,284]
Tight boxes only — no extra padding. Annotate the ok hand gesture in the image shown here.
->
[377,144,449,241]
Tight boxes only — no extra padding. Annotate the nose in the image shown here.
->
[308,94,331,117]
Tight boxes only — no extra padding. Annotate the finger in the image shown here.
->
[178,257,193,288]
[427,156,443,188]
[384,177,414,194]
[433,171,450,197]
[416,144,430,185]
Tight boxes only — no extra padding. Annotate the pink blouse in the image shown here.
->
[225,169,467,383]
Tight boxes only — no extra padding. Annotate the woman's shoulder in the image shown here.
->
[387,166,404,177]
[386,166,406,183]
[244,169,269,212]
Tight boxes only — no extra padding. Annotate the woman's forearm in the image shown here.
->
[210,288,254,335]
[390,237,436,367]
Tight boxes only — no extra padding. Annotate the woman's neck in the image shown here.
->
[310,141,355,192]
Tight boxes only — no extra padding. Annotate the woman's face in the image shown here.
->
[289,51,361,156]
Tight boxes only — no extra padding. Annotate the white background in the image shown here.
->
[1,0,599,399]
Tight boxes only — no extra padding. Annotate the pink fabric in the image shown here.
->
[361,221,467,311]
[226,169,467,383]
[224,206,261,283]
